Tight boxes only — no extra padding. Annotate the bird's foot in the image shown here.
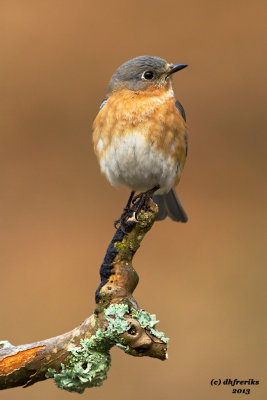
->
[114,186,160,231]
[113,208,133,230]
[114,191,135,231]
[132,185,160,220]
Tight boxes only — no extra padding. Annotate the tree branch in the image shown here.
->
[0,199,169,393]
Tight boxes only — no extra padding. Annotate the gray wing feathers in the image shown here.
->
[175,99,186,122]
[153,188,188,222]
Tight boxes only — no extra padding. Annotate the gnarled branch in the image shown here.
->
[0,199,168,393]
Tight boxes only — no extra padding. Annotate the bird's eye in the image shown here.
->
[142,70,154,80]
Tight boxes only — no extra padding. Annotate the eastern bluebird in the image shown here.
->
[93,55,188,225]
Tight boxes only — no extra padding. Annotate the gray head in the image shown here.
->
[106,55,187,94]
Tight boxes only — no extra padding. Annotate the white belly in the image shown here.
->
[99,132,178,194]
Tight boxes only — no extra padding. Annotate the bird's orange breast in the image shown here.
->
[93,87,187,185]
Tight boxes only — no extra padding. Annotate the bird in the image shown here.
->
[92,55,188,226]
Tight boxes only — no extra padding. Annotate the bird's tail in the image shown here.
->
[153,188,188,222]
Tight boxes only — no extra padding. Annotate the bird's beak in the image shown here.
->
[166,64,188,77]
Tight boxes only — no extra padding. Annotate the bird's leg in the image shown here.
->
[114,191,135,229]
[132,185,160,218]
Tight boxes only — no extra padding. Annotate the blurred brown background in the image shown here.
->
[1,0,266,399]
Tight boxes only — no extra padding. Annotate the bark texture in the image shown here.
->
[0,199,168,393]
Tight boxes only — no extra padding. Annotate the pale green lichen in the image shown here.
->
[46,304,130,393]
[45,304,168,393]
[115,342,130,353]
[132,309,169,344]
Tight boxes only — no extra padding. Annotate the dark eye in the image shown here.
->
[142,70,154,80]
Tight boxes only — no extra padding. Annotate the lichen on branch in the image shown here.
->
[46,304,169,393]
[0,198,169,392]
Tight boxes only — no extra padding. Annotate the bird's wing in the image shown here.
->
[175,99,187,157]
[175,99,186,122]
[99,98,108,111]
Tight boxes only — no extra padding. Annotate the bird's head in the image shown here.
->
[106,55,187,94]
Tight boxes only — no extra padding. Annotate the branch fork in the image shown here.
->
[0,199,169,393]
